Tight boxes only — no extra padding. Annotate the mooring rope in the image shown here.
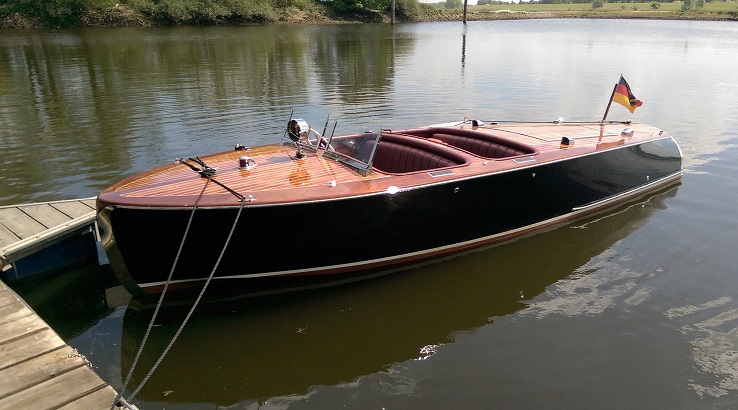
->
[179,157,246,201]
[127,195,246,401]
[110,163,246,410]
[111,177,213,410]
[112,154,250,409]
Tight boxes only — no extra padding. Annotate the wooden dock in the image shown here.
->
[0,279,123,409]
[0,198,98,280]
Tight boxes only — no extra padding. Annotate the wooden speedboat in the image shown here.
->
[97,116,683,297]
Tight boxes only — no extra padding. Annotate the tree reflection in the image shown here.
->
[0,25,414,205]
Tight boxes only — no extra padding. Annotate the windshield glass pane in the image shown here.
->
[283,107,382,174]
[327,132,381,171]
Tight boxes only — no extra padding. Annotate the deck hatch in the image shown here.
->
[513,156,536,164]
[428,169,456,177]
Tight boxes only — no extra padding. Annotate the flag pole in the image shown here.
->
[601,81,618,124]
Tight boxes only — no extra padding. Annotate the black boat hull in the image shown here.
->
[98,137,682,296]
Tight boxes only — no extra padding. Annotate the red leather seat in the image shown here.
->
[432,133,527,158]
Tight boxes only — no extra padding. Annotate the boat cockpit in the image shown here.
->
[286,117,538,176]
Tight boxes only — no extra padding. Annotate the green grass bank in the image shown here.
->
[1,0,736,29]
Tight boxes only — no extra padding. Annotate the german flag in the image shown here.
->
[612,75,643,113]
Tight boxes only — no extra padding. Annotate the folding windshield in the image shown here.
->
[283,108,383,176]
[323,132,382,175]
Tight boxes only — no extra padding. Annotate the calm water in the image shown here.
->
[3,19,738,408]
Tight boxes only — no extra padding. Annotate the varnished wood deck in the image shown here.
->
[100,122,668,208]
[0,198,97,274]
[0,279,122,409]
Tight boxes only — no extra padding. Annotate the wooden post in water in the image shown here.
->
[391,0,395,25]
[463,0,468,24]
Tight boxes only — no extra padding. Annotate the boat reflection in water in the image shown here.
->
[118,185,678,407]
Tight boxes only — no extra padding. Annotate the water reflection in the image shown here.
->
[3,20,738,206]
[0,24,410,205]
[664,297,738,399]
[115,186,678,407]
[461,26,466,72]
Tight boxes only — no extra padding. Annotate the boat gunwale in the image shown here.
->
[97,134,680,210]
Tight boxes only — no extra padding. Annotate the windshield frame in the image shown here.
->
[284,112,384,176]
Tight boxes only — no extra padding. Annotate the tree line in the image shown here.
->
[0,0,430,28]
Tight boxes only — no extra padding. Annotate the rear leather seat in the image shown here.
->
[432,133,527,158]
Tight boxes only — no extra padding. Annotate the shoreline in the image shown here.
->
[1,6,736,29]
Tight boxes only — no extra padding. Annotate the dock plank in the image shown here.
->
[0,311,44,344]
[0,207,47,239]
[0,287,19,307]
[0,345,82,399]
[0,328,64,371]
[0,222,20,249]
[58,385,120,410]
[0,365,109,410]
[0,301,36,330]
[51,201,96,219]
[19,204,73,229]
[80,198,97,209]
